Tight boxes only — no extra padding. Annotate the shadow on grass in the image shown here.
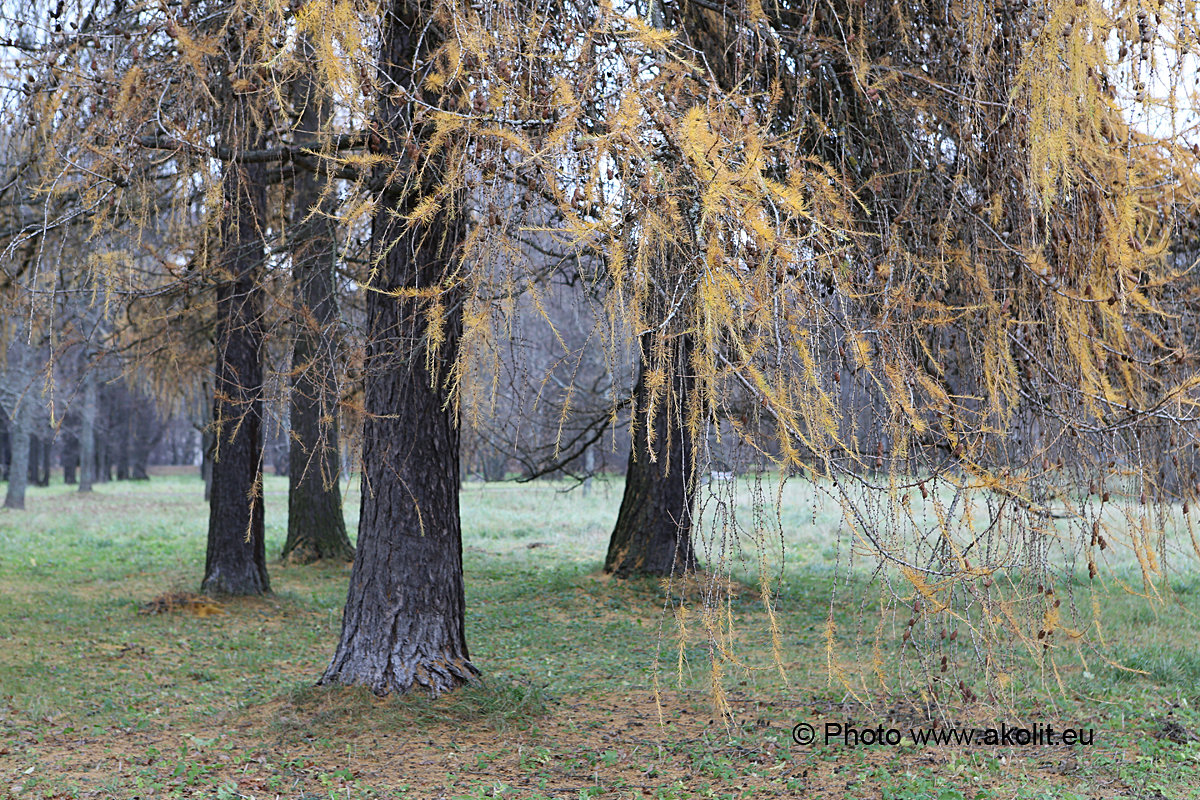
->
[280,676,554,734]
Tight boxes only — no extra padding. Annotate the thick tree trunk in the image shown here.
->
[320,211,474,693]
[203,193,270,592]
[605,337,698,577]
[321,0,475,695]
[282,32,354,565]
[201,79,270,595]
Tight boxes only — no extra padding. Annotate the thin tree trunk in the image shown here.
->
[201,57,270,596]
[605,335,698,577]
[116,436,129,480]
[96,423,111,483]
[129,391,161,481]
[3,332,36,509]
[201,428,213,502]
[38,431,50,486]
[582,447,594,497]
[62,430,78,485]
[4,397,30,510]
[1,416,9,480]
[114,382,130,480]
[282,31,353,565]
[27,435,40,486]
[321,0,474,695]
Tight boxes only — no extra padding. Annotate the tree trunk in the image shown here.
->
[321,0,475,696]
[96,427,111,483]
[201,63,270,596]
[4,397,30,510]
[27,435,40,486]
[114,382,131,480]
[78,367,94,491]
[320,210,474,694]
[581,447,595,497]
[3,333,36,509]
[605,336,698,577]
[115,438,129,480]
[38,431,50,486]
[0,411,9,480]
[201,428,214,502]
[129,391,161,481]
[282,32,354,565]
[62,429,78,485]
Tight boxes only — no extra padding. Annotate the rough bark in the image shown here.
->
[320,0,475,696]
[605,336,698,577]
[320,212,475,693]
[201,60,271,596]
[282,32,354,565]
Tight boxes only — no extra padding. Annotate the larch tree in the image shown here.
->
[444,0,1199,705]
[281,29,355,564]
[604,253,700,577]
[11,0,324,593]
[601,0,727,579]
[317,0,478,695]
[637,0,1200,706]
[29,0,281,592]
[197,5,275,595]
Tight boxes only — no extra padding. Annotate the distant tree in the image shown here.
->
[76,352,98,493]
[2,325,39,510]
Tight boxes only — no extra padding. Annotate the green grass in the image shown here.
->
[1,472,1200,798]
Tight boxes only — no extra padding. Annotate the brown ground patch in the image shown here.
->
[139,593,225,617]
[2,684,1150,799]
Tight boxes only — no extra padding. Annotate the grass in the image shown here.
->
[1,471,1200,798]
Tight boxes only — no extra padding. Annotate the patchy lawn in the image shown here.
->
[2,473,1199,798]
